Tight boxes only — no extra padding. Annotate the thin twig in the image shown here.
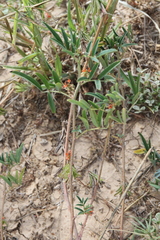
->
[69,103,76,240]
[98,119,112,182]
[120,120,126,240]
[99,147,153,240]
[0,88,14,107]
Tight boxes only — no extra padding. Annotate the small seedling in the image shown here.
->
[0,144,24,187]
[137,133,160,165]
[132,214,160,239]
[75,196,93,215]
[59,164,80,180]
[149,169,160,191]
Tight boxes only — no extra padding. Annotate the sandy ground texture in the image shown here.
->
[0,0,160,239]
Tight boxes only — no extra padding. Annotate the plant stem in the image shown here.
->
[98,119,112,183]
[69,103,76,240]
[0,178,6,240]
[120,119,126,240]
[118,63,126,240]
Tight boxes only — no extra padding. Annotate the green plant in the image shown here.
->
[59,163,80,180]
[103,26,135,52]
[124,70,160,114]
[132,214,160,239]
[149,169,160,190]
[0,144,24,187]
[75,196,93,215]
[138,132,160,165]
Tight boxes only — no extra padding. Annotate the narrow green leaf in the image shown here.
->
[12,71,42,91]
[62,49,76,57]
[120,68,130,87]
[8,173,18,184]
[89,109,99,127]
[47,92,56,113]
[68,99,90,110]
[3,65,32,70]
[104,111,112,126]
[76,203,84,207]
[90,56,99,63]
[89,63,99,79]
[138,132,150,151]
[51,38,65,49]
[110,116,122,123]
[61,28,70,50]
[15,46,26,57]
[52,70,60,83]
[85,92,106,100]
[69,29,76,46]
[88,100,99,109]
[131,92,140,105]
[98,61,120,79]
[67,0,76,30]
[149,183,160,190]
[97,48,117,57]
[128,72,137,94]
[76,195,82,203]
[91,39,99,56]
[0,175,12,186]
[77,77,89,82]
[36,73,50,89]
[94,80,101,90]
[18,52,38,64]
[98,56,107,68]
[75,207,84,212]
[9,152,16,163]
[44,22,64,46]
[15,144,23,163]
[116,110,122,123]
[97,109,103,127]
[82,109,87,119]
[84,198,88,205]
[55,54,62,77]
[12,12,18,45]
[122,108,126,123]
[33,25,42,48]
[79,116,89,130]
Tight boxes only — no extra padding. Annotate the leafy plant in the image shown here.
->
[149,169,160,190]
[0,144,23,167]
[59,164,80,180]
[0,145,24,187]
[75,196,93,215]
[103,26,135,52]
[0,169,25,187]
[133,69,160,113]
[138,132,160,165]
[132,214,160,239]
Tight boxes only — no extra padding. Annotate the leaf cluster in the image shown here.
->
[0,144,23,167]
[75,196,93,215]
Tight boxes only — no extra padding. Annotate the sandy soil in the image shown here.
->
[0,1,160,240]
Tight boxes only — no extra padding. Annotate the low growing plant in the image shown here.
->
[0,144,24,187]
[75,196,93,215]
[132,214,160,239]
